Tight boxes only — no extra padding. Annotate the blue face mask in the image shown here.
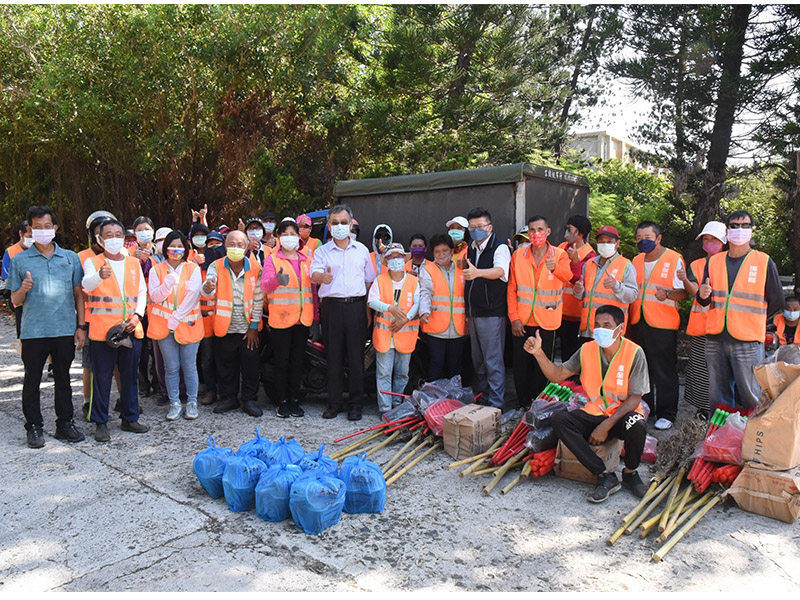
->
[637,239,657,254]
[470,227,489,242]
[784,310,800,321]
[387,257,405,272]
[593,325,620,349]
[448,229,465,243]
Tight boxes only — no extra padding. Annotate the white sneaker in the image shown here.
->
[655,418,673,430]
[184,402,198,420]
[166,403,182,421]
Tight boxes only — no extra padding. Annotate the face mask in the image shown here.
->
[410,246,426,260]
[192,235,207,248]
[637,239,657,254]
[156,241,164,254]
[470,227,489,242]
[32,229,56,245]
[593,324,620,349]
[448,229,464,243]
[280,235,300,251]
[727,228,752,246]
[387,257,405,272]
[435,252,453,267]
[226,247,246,262]
[136,230,153,244]
[263,222,276,234]
[702,240,723,256]
[166,247,185,260]
[564,229,577,244]
[784,310,800,321]
[530,232,548,248]
[349,232,357,242]
[597,243,617,258]
[331,224,350,240]
[103,237,125,255]
[23,236,34,248]
[247,229,264,241]
[125,240,138,249]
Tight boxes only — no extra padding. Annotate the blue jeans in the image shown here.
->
[375,349,412,412]
[469,316,506,409]
[157,333,200,404]
[705,335,764,410]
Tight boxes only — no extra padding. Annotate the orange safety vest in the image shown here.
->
[774,314,799,345]
[706,250,769,342]
[7,241,26,261]
[686,257,710,336]
[509,245,566,330]
[372,273,420,354]
[580,337,644,417]
[580,255,632,333]
[211,257,263,337]
[78,247,100,268]
[455,244,468,263]
[558,242,593,319]
[300,237,321,260]
[85,255,145,341]
[404,259,425,277]
[370,252,388,278]
[147,261,203,344]
[630,248,682,330]
[421,260,465,336]
[266,253,313,328]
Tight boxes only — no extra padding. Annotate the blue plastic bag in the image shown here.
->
[298,444,338,476]
[266,435,305,466]
[237,427,273,465]
[289,471,346,534]
[222,453,267,512]
[192,436,234,499]
[339,453,386,514]
[255,464,304,522]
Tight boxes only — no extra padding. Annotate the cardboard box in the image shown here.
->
[727,463,800,523]
[742,374,800,470]
[442,404,501,460]
[554,439,623,485]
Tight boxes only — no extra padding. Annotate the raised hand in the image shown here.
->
[20,271,34,293]
[573,278,584,295]
[566,245,579,263]
[523,330,542,355]
[602,274,616,290]
[321,266,333,285]
[463,258,480,281]
[276,267,290,286]
[203,274,217,294]
[699,277,712,300]
[99,263,112,280]
[545,253,556,272]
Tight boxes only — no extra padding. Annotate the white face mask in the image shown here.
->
[280,235,300,251]
[23,236,34,248]
[263,222,276,234]
[136,230,153,244]
[32,229,56,245]
[331,224,350,240]
[247,230,263,242]
[597,242,617,258]
[103,237,125,255]
[785,310,800,322]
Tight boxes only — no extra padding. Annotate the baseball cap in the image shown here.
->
[596,225,619,240]
[696,221,727,244]
[446,216,469,228]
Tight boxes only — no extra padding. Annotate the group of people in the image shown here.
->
[3,201,794,504]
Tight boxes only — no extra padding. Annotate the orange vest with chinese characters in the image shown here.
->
[580,338,644,417]
[706,250,769,342]
[373,273,420,354]
[147,261,203,344]
[266,254,313,328]
[421,260,465,336]
[630,248,682,330]
[511,245,566,330]
[86,255,144,341]
[580,255,632,332]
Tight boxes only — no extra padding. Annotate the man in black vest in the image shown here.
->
[464,207,511,409]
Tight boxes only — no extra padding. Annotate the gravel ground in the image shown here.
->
[0,311,798,592]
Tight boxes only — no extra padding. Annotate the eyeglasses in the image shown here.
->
[728,223,753,229]
[468,224,490,231]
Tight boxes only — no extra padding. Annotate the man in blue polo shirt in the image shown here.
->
[9,205,87,448]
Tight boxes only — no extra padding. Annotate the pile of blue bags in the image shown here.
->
[193,429,387,534]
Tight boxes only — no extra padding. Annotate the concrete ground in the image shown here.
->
[1,312,798,592]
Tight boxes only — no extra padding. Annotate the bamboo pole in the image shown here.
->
[386,442,442,486]
[447,435,508,469]
[661,485,694,538]
[623,472,676,535]
[383,437,431,479]
[383,433,421,471]
[658,467,686,532]
[364,430,403,457]
[638,488,698,539]
[655,491,715,544]
[620,477,669,527]
[472,465,503,476]
[461,457,490,477]
[653,494,723,561]
[483,449,528,496]
[501,461,532,495]
[330,430,383,460]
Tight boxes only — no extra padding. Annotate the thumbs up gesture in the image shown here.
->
[699,277,712,300]
[566,244,579,263]
[203,274,217,294]
[545,249,556,272]
[573,278,584,295]
[524,330,542,355]
[20,271,34,293]
[163,272,178,289]
[321,265,333,285]
[602,274,616,290]
[463,258,479,281]
[276,266,290,286]
[99,263,112,280]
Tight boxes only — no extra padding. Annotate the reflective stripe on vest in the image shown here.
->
[86,255,144,341]
[421,261,465,336]
[580,255,631,333]
[373,273,420,354]
[630,248,682,329]
[511,245,565,330]
[211,257,262,336]
[558,242,593,318]
[705,250,769,342]
[580,338,644,418]
[266,254,313,328]
[686,257,710,336]
[147,261,203,344]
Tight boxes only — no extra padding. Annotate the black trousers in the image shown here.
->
[213,333,261,405]
[321,297,367,409]
[270,324,309,403]
[629,321,679,422]
[22,336,75,429]
[552,409,646,475]
[89,339,141,424]
[557,319,581,362]
[512,325,555,409]
[426,334,466,381]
